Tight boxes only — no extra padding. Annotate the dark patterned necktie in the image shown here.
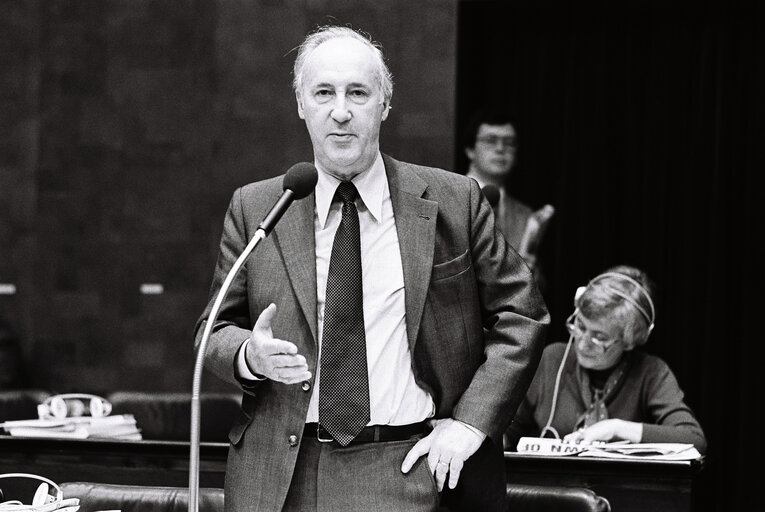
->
[318,181,370,446]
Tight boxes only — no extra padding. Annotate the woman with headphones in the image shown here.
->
[505,265,707,452]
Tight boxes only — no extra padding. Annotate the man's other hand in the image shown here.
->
[400,418,485,492]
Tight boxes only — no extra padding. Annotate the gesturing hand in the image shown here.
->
[245,303,311,384]
[400,418,485,492]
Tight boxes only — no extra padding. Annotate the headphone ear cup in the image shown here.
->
[32,483,49,507]
[49,396,68,419]
[89,397,111,417]
[574,286,586,303]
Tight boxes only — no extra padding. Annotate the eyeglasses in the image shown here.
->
[565,313,620,353]
[476,135,517,149]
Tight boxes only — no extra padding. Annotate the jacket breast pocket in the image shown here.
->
[431,250,471,282]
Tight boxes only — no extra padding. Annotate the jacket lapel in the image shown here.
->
[384,155,438,351]
[272,193,318,345]
[269,156,438,350]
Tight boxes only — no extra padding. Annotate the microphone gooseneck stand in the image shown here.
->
[188,162,317,511]
[188,229,266,512]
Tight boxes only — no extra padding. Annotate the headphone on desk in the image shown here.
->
[0,473,62,512]
[37,394,112,420]
[538,271,656,440]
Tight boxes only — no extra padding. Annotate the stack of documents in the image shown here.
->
[516,436,701,461]
[1,414,142,440]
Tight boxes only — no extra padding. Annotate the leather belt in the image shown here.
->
[303,422,426,445]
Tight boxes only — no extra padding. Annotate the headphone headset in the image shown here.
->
[0,474,62,512]
[538,271,656,440]
[37,394,112,420]
[576,272,655,335]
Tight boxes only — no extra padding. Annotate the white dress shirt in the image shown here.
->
[240,152,435,426]
[308,153,435,425]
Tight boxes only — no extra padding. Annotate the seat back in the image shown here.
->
[107,391,241,442]
[0,389,50,422]
[60,482,224,512]
[506,483,611,512]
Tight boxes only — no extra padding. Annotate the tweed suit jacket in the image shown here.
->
[195,154,549,511]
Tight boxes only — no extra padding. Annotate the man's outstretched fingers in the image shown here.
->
[401,435,431,473]
[447,457,464,489]
[434,459,450,491]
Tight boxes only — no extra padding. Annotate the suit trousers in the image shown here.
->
[282,433,440,512]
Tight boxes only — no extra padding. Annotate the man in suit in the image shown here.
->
[463,108,553,291]
[463,109,529,251]
[196,26,548,511]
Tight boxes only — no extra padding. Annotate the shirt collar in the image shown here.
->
[315,153,387,229]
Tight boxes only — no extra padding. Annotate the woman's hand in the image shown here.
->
[563,419,643,444]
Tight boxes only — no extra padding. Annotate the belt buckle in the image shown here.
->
[316,423,334,443]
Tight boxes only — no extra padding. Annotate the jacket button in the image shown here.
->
[301,381,311,392]
[288,435,298,447]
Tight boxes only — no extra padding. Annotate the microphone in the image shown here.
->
[481,184,500,208]
[188,163,318,512]
[257,162,319,236]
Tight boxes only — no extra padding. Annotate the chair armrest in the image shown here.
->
[60,482,224,512]
[506,483,611,512]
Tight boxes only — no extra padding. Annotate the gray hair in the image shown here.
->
[292,25,394,104]
[577,265,656,348]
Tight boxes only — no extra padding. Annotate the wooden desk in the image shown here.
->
[0,436,228,488]
[0,436,703,511]
[505,452,705,512]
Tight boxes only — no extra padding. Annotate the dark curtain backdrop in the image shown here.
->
[456,3,762,511]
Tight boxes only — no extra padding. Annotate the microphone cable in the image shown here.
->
[539,334,575,440]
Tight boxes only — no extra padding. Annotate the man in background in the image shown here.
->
[463,109,553,278]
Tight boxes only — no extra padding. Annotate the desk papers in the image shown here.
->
[516,436,701,461]
[0,414,142,440]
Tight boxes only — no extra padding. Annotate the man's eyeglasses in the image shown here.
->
[476,135,517,149]
[565,313,620,353]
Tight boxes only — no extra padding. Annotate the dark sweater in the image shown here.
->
[506,342,707,453]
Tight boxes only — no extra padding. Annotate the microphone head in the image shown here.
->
[481,185,500,207]
[283,162,318,199]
